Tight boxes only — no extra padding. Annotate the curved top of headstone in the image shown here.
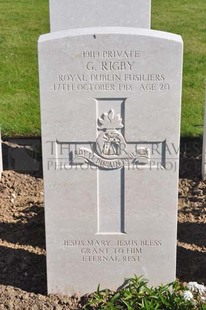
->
[39,27,183,143]
[39,27,183,44]
[49,0,151,32]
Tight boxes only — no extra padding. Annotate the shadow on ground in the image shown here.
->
[0,246,47,294]
[177,246,206,284]
[0,204,45,249]
[178,222,206,248]
[179,137,202,179]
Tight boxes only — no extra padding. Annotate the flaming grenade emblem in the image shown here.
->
[96,109,127,159]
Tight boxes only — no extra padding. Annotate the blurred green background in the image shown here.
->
[0,0,205,137]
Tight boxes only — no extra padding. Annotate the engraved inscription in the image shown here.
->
[86,61,135,71]
[63,239,162,263]
[82,50,141,58]
[52,49,171,92]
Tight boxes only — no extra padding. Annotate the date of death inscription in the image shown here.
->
[63,239,162,263]
[53,50,171,92]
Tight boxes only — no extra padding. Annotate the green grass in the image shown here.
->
[152,0,206,137]
[0,0,49,137]
[0,0,205,137]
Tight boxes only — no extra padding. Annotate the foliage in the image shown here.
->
[82,276,206,310]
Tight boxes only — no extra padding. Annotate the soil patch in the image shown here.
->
[0,138,205,309]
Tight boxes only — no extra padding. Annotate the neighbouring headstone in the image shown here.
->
[5,139,41,174]
[202,96,206,179]
[49,0,151,32]
[39,27,183,295]
[0,131,2,177]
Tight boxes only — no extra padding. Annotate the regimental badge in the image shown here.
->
[96,109,126,159]
[72,109,150,169]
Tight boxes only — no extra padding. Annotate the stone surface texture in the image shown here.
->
[39,27,183,295]
[49,0,151,31]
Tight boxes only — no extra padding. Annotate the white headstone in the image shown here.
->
[49,0,151,32]
[39,27,183,295]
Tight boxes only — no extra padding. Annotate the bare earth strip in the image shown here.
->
[0,139,205,308]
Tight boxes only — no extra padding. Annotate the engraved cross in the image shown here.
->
[54,98,165,235]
